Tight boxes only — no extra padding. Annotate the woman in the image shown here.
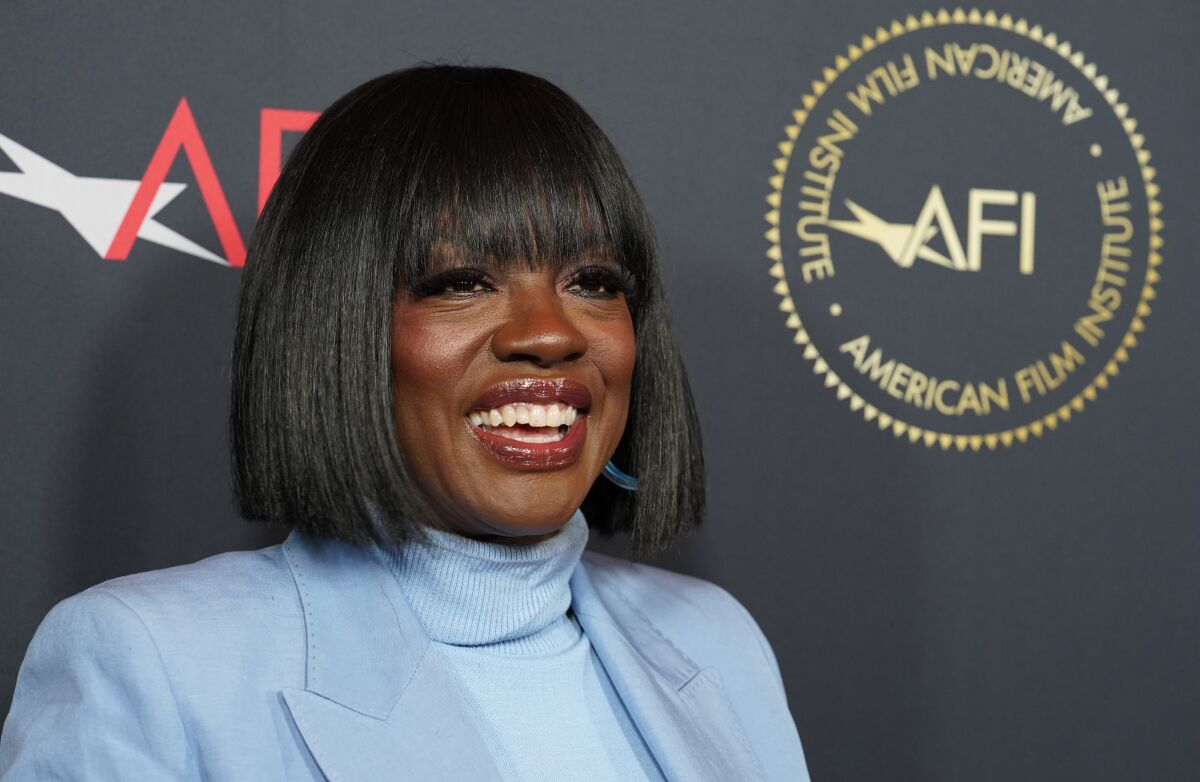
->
[0,66,810,781]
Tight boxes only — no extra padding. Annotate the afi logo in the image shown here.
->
[0,99,319,267]
[827,185,1037,275]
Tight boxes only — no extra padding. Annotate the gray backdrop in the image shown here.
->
[1,2,1197,780]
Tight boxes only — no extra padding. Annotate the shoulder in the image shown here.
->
[23,541,304,692]
[64,542,299,638]
[579,550,810,780]
[0,545,296,779]
[581,549,746,619]
[92,542,294,605]
[579,550,785,689]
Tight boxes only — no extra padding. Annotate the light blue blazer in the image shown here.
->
[0,527,810,781]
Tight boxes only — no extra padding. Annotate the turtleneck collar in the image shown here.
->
[377,511,590,655]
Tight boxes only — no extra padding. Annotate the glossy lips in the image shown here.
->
[466,379,591,470]
[471,378,592,410]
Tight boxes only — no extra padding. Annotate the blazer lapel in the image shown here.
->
[571,556,767,782]
[279,530,503,782]
[276,529,765,781]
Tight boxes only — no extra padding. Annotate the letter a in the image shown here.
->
[897,184,968,270]
[105,98,246,267]
[258,108,319,214]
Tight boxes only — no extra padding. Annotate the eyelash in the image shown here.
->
[415,268,492,298]
[566,266,636,299]
[415,266,635,300]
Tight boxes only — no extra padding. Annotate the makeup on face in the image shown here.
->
[389,257,636,538]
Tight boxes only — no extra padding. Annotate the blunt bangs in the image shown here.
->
[388,68,653,302]
[231,65,704,558]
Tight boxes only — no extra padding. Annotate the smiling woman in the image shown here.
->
[0,66,810,781]
[231,65,700,557]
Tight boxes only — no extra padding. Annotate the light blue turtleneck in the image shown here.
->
[380,511,665,782]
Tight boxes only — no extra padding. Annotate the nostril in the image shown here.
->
[492,343,586,367]
[502,351,563,367]
[490,302,589,365]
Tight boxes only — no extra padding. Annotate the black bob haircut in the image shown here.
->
[230,65,704,558]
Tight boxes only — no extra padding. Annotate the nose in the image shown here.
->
[491,281,587,367]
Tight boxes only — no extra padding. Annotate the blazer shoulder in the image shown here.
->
[578,550,810,780]
[581,549,734,612]
[579,550,784,686]
[62,541,300,640]
[3,543,303,780]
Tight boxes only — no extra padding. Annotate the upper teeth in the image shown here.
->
[468,403,579,428]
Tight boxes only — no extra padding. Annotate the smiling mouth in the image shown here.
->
[465,379,592,469]
[467,402,581,443]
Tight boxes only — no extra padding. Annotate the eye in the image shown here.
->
[565,265,635,300]
[414,268,494,298]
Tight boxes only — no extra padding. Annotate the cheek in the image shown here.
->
[590,314,637,409]
[393,312,462,387]
[389,310,479,429]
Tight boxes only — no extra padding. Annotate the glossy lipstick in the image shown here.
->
[471,378,592,411]
[467,379,591,470]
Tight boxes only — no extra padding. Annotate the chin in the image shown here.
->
[467,487,586,539]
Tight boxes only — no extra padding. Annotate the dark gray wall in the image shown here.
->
[1,2,1196,780]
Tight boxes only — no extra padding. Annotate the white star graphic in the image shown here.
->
[827,198,953,269]
[0,131,227,265]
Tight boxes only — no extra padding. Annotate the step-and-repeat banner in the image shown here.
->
[2,2,1196,779]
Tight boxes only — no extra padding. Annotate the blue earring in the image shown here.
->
[602,461,639,491]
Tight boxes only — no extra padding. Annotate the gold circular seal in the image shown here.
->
[764,8,1163,450]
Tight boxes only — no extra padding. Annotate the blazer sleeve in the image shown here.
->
[0,588,196,781]
[712,584,812,781]
[724,588,789,696]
